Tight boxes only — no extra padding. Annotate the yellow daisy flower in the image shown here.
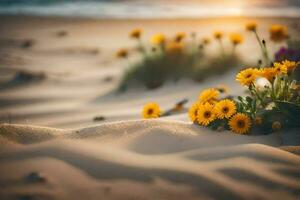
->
[198,88,220,103]
[150,33,166,45]
[202,37,210,45]
[166,41,184,55]
[116,48,128,58]
[214,99,236,119]
[174,32,186,42]
[229,113,252,134]
[188,102,200,122]
[282,60,297,72]
[236,68,257,86]
[208,100,218,106]
[214,31,223,40]
[273,62,288,75]
[229,33,243,45]
[258,67,277,83]
[142,102,161,119]
[197,103,216,126]
[129,28,142,39]
[245,22,257,31]
[269,25,288,42]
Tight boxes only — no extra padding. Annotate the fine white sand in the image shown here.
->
[0,16,300,200]
[0,121,300,200]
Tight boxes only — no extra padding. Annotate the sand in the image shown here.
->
[0,121,300,200]
[0,15,300,199]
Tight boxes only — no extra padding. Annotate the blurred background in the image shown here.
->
[0,0,300,18]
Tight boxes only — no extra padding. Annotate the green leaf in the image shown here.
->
[246,96,252,104]
[237,96,244,103]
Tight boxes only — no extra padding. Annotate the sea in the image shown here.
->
[0,0,299,19]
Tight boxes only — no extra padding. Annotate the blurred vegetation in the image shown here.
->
[117,30,245,91]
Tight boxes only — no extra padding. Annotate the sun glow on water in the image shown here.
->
[0,0,299,18]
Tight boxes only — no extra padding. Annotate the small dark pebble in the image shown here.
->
[19,195,33,200]
[14,70,46,82]
[21,39,35,49]
[93,116,106,121]
[102,76,114,83]
[25,172,47,183]
[103,186,111,194]
[56,30,68,37]
[90,49,99,55]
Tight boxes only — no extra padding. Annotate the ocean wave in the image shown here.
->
[0,1,299,18]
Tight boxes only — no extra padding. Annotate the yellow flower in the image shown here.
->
[258,67,277,83]
[272,121,281,131]
[216,84,229,94]
[198,88,220,103]
[202,37,210,45]
[150,33,166,45]
[269,25,288,42]
[214,31,223,40]
[214,99,236,119]
[229,113,251,134]
[116,48,128,58]
[197,103,216,126]
[282,60,297,72]
[129,28,142,39]
[208,100,218,106]
[166,41,184,55]
[273,62,288,75]
[229,33,243,45]
[236,68,257,86]
[246,22,257,31]
[174,32,186,42]
[188,102,200,122]
[142,102,161,119]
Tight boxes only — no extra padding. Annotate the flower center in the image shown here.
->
[147,109,154,115]
[237,120,245,128]
[246,74,252,78]
[222,107,229,113]
[204,111,211,118]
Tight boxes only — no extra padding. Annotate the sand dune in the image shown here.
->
[1,121,300,200]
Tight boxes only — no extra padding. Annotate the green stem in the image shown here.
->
[254,31,270,66]
[262,40,271,66]
[218,38,225,58]
[231,44,236,57]
[138,38,147,56]
[251,83,265,107]
[271,82,276,101]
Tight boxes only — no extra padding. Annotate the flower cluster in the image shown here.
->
[117,27,246,90]
[139,22,299,135]
[235,60,299,133]
[189,59,299,134]
[142,59,299,134]
[187,88,251,134]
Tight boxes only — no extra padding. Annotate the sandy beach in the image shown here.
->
[0,15,300,199]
